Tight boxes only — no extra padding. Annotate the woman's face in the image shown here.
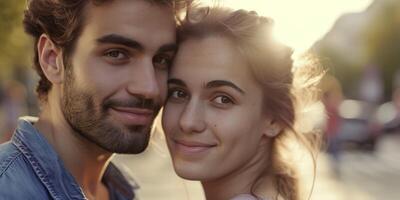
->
[162,36,272,181]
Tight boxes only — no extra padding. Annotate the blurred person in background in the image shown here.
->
[320,75,343,175]
[383,87,400,133]
[0,80,28,143]
[162,6,323,200]
[0,0,185,199]
[359,65,384,105]
[383,70,400,133]
[385,70,400,133]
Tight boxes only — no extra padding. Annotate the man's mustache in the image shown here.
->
[103,97,159,111]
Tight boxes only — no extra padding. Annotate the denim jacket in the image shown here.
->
[0,117,138,200]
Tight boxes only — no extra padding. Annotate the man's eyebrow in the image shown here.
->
[206,80,245,94]
[167,78,186,87]
[97,34,143,51]
[158,43,178,53]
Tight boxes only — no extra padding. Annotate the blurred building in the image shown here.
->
[314,0,400,101]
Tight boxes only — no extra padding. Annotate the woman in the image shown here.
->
[162,6,322,200]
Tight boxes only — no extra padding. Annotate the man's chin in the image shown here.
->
[100,125,152,154]
[94,137,150,154]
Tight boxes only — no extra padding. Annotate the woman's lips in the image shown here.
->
[109,107,153,126]
[173,139,217,154]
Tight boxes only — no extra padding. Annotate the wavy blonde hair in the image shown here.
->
[178,6,323,200]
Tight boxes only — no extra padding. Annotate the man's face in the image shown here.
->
[61,0,177,153]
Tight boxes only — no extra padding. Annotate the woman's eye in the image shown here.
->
[213,95,233,105]
[168,89,188,100]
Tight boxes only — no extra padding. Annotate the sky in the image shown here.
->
[201,0,373,53]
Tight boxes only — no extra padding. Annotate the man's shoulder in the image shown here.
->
[0,141,22,176]
[104,162,139,200]
[0,141,49,199]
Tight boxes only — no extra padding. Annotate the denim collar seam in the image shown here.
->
[13,134,66,199]
[15,120,87,199]
[0,150,22,177]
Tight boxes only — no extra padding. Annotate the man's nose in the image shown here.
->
[126,59,161,100]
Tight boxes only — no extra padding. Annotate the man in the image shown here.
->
[0,0,184,199]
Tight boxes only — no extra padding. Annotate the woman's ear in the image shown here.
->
[37,34,65,85]
[263,120,282,138]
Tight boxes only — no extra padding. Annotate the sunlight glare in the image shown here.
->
[201,0,373,53]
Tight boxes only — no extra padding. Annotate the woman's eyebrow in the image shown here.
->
[206,80,245,94]
[167,78,186,87]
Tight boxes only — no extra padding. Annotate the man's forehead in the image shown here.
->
[80,0,177,51]
[85,0,176,20]
[95,33,177,53]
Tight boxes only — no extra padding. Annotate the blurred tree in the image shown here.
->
[316,45,362,100]
[0,1,32,79]
[364,0,400,101]
[315,0,400,101]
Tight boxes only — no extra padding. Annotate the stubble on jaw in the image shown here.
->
[60,67,159,154]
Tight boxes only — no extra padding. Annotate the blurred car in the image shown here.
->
[336,99,382,151]
[377,101,400,134]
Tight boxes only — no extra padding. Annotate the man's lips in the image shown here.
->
[173,139,217,154]
[109,106,154,126]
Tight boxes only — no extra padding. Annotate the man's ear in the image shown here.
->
[38,34,65,84]
[263,120,282,138]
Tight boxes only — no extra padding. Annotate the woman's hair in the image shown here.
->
[178,6,323,200]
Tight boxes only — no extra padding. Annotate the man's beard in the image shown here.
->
[61,69,160,154]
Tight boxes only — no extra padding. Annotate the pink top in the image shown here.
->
[230,194,269,200]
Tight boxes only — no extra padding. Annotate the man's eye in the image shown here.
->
[103,49,130,65]
[153,54,172,69]
[212,95,233,105]
[104,50,127,59]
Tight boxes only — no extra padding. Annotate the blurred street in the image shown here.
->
[113,131,400,200]
[1,0,400,199]
[334,133,400,200]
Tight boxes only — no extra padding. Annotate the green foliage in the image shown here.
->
[316,45,362,99]
[0,1,32,78]
[364,1,400,99]
[0,1,23,40]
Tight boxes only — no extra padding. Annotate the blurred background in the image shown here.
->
[1,0,399,199]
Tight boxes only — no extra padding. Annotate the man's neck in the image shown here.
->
[34,102,112,199]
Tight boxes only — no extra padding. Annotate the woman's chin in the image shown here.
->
[172,161,211,181]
